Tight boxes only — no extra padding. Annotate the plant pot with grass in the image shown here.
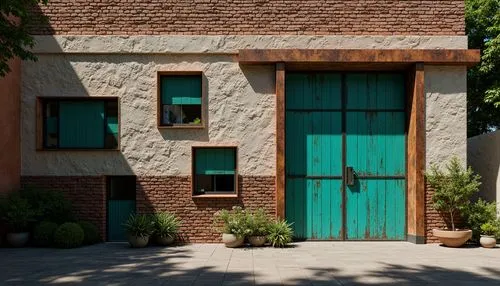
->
[123,214,153,248]
[426,157,481,248]
[248,209,270,247]
[0,193,35,247]
[214,207,249,248]
[267,219,293,248]
[479,222,499,248]
[153,212,181,246]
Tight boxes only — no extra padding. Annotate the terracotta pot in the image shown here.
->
[222,233,244,248]
[128,235,149,248]
[432,229,472,247]
[6,232,30,247]
[249,236,266,247]
[156,235,175,246]
[480,235,497,248]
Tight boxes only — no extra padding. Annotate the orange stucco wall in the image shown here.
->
[0,58,21,193]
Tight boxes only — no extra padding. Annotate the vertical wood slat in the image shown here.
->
[276,62,286,219]
[406,63,426,243]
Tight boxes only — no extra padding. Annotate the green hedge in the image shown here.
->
[78,221,101,245]
[33,221,58,247]
[53,223,84,248]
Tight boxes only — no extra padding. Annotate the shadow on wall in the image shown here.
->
[0,244,500,284]
[468,130,500,208]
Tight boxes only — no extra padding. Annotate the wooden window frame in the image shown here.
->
[157,71,206,129]
[191,145,239,198]
[36,96,121,151]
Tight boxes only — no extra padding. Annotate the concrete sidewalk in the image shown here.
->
[1,242,499,285]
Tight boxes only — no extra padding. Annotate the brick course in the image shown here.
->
[136,176,276,242]
[30,0,464,35]
[20,176,107,240]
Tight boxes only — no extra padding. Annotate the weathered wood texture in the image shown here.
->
[276,63,286,219]
[239,49,480,66]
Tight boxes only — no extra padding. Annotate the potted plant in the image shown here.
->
[0,193,35,247]
[248,209,270,247]
[479,222,499,248]
[426,157,481,247]
[153,212,181,246]
[123,214,153,248]
[267,219,293,248]
[213,206,250,248]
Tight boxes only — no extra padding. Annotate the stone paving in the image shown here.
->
[1,242,500,285]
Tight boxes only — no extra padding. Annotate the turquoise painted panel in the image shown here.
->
[106,116,119,135]
[346,179,405,240]
[195,148,235,175]
[346,73,405,110]
[161,76,202,105]
[46,117,57,133]
[286,73,341,110]
[59,101,105,148]
[107,200,135,242]
[346,112,405,176]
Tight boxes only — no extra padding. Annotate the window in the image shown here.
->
[158,72,204,128]
[192,147,238,197]
[38,97,119,150]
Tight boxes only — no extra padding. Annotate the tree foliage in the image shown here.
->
[466,0,500,136]
[0,0,48,77]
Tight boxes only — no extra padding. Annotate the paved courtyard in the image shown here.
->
[1,242,499,285]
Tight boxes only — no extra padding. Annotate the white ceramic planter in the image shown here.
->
[432,229,472,247]
[156,235,175,246]
[480,235,497,248]
[128,235,149,248]
[222,233,244,248]
[249,236,266,247]
[6,232,30,247]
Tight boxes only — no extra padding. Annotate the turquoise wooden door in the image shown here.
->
[285,72,406,241]
[345,73,406,240]
[285,73,344,240]
[107,176,136,242]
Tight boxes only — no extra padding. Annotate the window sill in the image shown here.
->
[158,124,205,129]
[192,194,238,199]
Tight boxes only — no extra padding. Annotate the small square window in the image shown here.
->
[158,72,204,128]
[192,147,238,197]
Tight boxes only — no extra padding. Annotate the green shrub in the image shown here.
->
[426,157,481,230]
[464,198,497,242]
[248,209,271,237]
[123,214,154,238]
[153,212,181,239]
[33,221,58,247]
[213,206,251,239]
[481,221,500,237]
[0,192,36,232]
[20,188,74,224]
[78,221,101,245]
[267,219,293,248]
[53,222,84,248]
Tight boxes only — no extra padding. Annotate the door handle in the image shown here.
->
[345,166,355,186]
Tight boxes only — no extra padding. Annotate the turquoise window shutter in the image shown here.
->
[46,117,58,134]
[161,76,202,105]
[195,148,235,175]
[59,101,105,148]
[106,116,119,140]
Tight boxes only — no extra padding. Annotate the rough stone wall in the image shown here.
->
[20,176,107,240]
[29,0,465,35]
[425,66,468,169]
[136,176,275,242]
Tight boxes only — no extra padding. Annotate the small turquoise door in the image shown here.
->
[107,176,136,242]
[285,72,406,240]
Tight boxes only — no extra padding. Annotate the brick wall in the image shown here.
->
[20,176,107,240]
[30,0,464,35]
[136,176,276,242]
[425,183,464,243]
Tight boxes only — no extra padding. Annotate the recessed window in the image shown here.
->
[39,97,119,150]
[158,72,204,128]
[192,147,238,197]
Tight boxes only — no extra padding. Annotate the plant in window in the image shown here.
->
[426,156,481,247]
[213,206,250,248]
[247,209,271,247]
[123,214,154,248]
[191,117,201,124]
[152,212,181,246]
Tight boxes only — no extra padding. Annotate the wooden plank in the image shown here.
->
[239,49,481,66]
[276,62,286,219]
